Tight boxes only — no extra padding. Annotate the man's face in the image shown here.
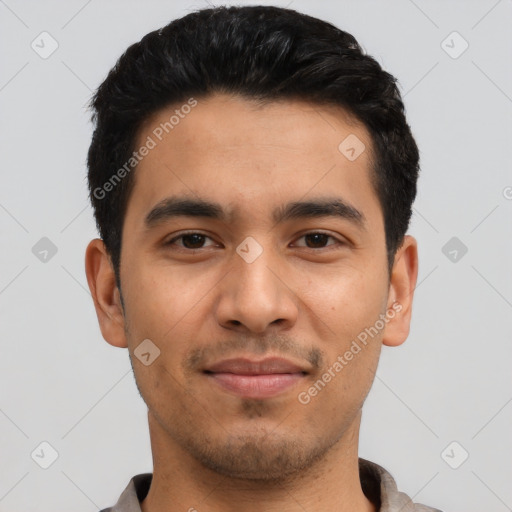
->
[108,93,402,479]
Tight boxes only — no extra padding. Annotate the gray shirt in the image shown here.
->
[99,458,442,512]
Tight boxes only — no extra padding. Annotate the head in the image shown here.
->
[85,5,419,481]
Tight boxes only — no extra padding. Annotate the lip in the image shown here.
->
[204,357,307,399]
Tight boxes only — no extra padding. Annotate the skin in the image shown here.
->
[85,93,418,512]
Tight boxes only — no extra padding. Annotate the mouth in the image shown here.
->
[203,357,308,399]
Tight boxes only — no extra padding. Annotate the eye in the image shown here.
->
[164,231,343,252]
[165,232,217,250]
[293,232,342,249]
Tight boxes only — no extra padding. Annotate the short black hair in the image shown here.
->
[87,5,419,289]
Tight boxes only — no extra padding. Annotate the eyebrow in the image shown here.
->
[144,196,366,230]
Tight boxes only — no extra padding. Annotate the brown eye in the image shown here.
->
[165,232,216,250]
[303,233,330,248]
[180,234,207,249]
[294,232,340,249]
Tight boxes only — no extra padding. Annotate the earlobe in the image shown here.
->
[84,238,128,348]
[382,235,419,347]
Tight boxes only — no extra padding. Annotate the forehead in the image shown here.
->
[125,93,381,229]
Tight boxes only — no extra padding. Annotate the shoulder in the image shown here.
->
[97,473,153,512]
[359,458,444,512]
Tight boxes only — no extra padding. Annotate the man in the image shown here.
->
[85,5,441,511]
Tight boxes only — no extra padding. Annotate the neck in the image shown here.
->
[141,411,376,512]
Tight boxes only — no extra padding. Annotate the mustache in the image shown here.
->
[182,333,324,373]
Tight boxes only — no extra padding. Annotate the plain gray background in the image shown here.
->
[1,0,511,510]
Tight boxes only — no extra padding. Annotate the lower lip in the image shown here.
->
[207,373,304,399]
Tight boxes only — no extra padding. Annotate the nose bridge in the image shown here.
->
[215,235,298,333]
[235,239,278,298]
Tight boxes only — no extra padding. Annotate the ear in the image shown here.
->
[382,235,419,347]
[85,238,128,348]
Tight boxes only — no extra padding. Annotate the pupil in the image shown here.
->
[183,234,204,249]
[306,233,327,248]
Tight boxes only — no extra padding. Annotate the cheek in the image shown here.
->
[298,267,386,399]
[123,263,202,338]
[300,266,387,336]
[122,267,194,410]
[296,334,382,439]
[122,263,221,389]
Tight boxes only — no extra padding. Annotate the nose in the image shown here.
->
[214,242,299,334]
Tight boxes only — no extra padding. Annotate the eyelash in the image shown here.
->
[164,231,344,252]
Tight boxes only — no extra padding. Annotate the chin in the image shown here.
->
[184,430,337,482]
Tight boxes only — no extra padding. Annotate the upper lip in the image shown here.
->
[204,357,308,375]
